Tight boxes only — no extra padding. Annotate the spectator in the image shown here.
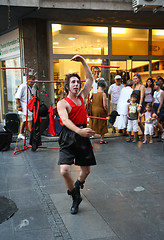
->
[152,81,164,141]
[108,75,124,112]
[114,79,133,135]
[108,75,124,132]
[92,66,100,93]
[145,78,154,104]
[132,73,145,137]
[157,77,164,138]
[140,103,157,144]
[157,76,164,91]
[89,79,108,144]
[15,75,36,140]
[126,93,140,143]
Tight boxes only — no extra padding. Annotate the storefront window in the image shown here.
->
[112,27,149,55]
[0,57,21,118]
[152,29,164,56]
[131,61,149,84]
[52,24,108,55]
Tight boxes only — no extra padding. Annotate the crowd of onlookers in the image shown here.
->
[89,67,164,144]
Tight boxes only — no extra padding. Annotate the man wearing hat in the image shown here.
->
[108,75,124,131]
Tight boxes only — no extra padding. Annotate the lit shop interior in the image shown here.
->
[52,24,164,104]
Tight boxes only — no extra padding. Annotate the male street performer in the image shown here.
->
[57,55,96,214]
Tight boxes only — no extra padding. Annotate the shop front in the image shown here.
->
[0,22,164,122]
[51,24,164,104]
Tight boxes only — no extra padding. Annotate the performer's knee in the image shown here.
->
[60,166,70,178]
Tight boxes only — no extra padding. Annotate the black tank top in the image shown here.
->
[132,89,145,113]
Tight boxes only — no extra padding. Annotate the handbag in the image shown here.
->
[88,100,92,116]
[161,104,164,114]
[87,94,93,116]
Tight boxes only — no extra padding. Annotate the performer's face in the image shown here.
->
[69,76,80,94]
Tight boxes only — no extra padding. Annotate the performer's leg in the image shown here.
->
[79,166,90,183]
[60,164,91,214]
[60,163,83,214]
[60,164,74,191]
[66,166,90,214]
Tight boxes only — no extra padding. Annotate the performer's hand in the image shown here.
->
[71,55,84,62]
[78,128,95,138]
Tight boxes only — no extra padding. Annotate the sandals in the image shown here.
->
[143,140,147,144]
[126,138,131,142]
[153,135,158,138]
[100,140,108,144]
[132,139,137,143]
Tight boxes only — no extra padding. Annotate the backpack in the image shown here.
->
[0,126,12,151]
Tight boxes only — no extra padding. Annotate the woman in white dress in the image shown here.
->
[114,79,133,135]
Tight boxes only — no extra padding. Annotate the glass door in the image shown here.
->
[110,60,129,85]
[110,60,151,85]
[0,58,21,120]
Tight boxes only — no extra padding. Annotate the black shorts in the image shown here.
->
[58,125,96,166]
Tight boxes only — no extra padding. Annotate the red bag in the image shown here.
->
[48,106,56,136]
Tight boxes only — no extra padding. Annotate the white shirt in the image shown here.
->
[15,83,34,115]
[153,89,163,104]
[92,80,98,93]
[108,83,124,104]
[117,86,133,115]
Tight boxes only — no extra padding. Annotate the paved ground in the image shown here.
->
[0,133,164,240]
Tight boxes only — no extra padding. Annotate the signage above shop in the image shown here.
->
[0,29,20,60]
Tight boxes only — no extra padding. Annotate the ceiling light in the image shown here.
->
[52,24,61,32]
[155,30,164,35]
[53,42,59,45]
[94,27,108,33]
[68,37,76,40]
[112,28,126,34]
[97,59,102,63]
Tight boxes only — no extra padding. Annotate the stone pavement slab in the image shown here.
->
[50,193,117,240]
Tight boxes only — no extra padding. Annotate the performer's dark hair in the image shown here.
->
[64,73,81,94]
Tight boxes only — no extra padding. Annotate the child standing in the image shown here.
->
[126,93,139,143]
[140,103,157,144]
